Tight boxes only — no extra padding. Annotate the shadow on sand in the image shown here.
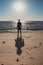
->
[15,36,24,55]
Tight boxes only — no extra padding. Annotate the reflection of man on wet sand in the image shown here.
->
[17,19,22,37]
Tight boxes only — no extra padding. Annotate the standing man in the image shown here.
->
[17,19,22,37]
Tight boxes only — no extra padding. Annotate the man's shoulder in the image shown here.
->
[20,22,21,24]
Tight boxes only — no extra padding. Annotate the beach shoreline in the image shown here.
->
[0,31,43,65]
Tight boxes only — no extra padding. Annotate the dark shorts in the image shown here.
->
[17,27,21,30]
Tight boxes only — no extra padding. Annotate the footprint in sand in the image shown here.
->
[39,42,42,45]
[26,47,33,51]
[29,57,34,60]
[2,41,5,44]
[38,42,42,48]
[34,46,37,48]
[20,64,23,65]
[1,64,4,65]
[33,64,34,65]
[29,47,33,50]
[16,59,19,62]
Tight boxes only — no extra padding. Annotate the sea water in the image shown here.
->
[0,21,43,32]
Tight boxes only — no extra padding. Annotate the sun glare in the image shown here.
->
[12,1,26,14]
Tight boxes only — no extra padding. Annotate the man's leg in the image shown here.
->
[17,29,19,37]
[20,29,22,37]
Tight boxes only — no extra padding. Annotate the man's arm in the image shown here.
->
[21,23,22,29]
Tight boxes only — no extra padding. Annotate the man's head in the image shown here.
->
[18,19,20,22]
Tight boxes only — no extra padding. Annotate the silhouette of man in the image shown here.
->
[17,19,22,37]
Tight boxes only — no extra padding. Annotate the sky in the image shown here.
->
[0,0,43,21]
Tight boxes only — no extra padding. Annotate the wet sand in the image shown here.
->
[0,31,43,65]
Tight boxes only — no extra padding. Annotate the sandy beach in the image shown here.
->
[0,30,43,65]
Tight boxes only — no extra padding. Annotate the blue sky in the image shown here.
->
[0,0,43,21]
